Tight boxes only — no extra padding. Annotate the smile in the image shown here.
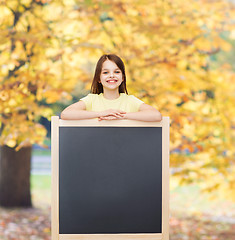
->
[107,80,118,83]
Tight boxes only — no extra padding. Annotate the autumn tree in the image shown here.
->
[1,0,235,207]
[0,0,73,207]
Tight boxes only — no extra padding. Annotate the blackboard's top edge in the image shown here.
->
[57,118,167,127]
[51,116,169,119]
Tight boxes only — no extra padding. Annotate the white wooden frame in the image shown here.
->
[51,116,170,240]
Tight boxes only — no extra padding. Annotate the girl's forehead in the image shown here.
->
[102,60,119,69]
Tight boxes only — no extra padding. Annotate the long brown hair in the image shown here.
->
[90,54,128,94]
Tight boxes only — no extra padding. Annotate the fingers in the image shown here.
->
[113,110,126,117]
[113,113,124,118]
[101,109,126,119]
[106,112,125,118]
[98,114,124,121]
[118,110,126,114]
[99,116,118,120]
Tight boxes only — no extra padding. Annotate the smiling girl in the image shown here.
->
[61,54,162,122]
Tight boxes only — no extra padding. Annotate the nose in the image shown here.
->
[110,72,114,77]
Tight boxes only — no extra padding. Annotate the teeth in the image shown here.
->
[107,80,117,83]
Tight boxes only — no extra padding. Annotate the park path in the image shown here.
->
[31,155,51,175]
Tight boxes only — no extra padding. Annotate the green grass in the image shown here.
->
[32,148,51,156]
[30,174,51,208]
[31,174,51,190]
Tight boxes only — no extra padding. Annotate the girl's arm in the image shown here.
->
[61,101,126,120]
[61,101,101,120]
[124,103,162,122]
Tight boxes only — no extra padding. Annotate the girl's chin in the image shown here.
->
[103,84,121,89]
[103,87,119,91]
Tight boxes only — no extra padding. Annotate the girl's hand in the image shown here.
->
[99,109,126,118]
[98,115,125,121]
[98,109,127,121]
[98,115,127,121]
[98,116,117,121]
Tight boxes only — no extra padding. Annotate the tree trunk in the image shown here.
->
[0,145,32,207]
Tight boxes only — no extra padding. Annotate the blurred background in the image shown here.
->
[0,0,235,239]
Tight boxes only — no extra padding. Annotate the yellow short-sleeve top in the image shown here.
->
[80,93,144,112]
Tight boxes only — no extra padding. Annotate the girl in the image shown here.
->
[61,54,162,122]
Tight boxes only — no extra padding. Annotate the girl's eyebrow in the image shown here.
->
[102,68,120,71]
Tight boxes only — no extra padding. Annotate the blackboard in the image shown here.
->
[59,127,162,234]
[51,117,169,240]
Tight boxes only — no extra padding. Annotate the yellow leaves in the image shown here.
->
[6,138,17,148]
[194,91,206,101]
[177,60,188,70]
[35,88,43,101]
[214,36,232,52]
[220,40,232,52]
[35,123,47,137]
[39,88,72,104]
[213,129,221,137]
[43,89,68,104]
[194,38,213,51]
[126,8,139,17]
[61,91,72,101]
[0,119,47,151]
[0,0,234,198]
[201,104,211,115]
[194,35,231,52]
[182,123,195,139]
[197,19,204,27]
[8,98,17,107]
[182,100,216,117]
[210,137,223,145]
[85,82,91,91]
[15,138,32,151]
[0,127,18,148]
[162,16,170,25]
[0,91,9,101]
[0,5,13,26]
[169,95,181,105]
[182,101,202,112]
[40,107,53,120]
[229,30,235,39]
[43,90,60,104]
[194,152,211,164]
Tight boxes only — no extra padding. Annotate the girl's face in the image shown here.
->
[99,60,123,91]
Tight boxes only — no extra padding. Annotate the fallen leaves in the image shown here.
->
[170,211,235,240]
[0,207,50,240]
[0,206,235,240]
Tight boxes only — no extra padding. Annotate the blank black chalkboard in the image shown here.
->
[59,126,162,234]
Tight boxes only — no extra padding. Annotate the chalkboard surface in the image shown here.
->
[59,126,162,234]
